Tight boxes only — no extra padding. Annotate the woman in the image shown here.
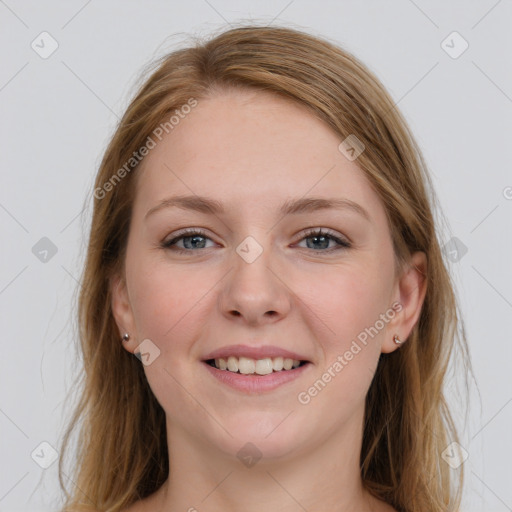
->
[58,25,470,512]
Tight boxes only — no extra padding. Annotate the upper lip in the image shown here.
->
[203,344,310,362]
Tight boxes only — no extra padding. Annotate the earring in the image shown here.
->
[122,333,130,342]
[393,334,404,345]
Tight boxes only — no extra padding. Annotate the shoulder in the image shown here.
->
[370,496,398,512]
[119,501,145,512]
[119,491,162,512]
[119,502,142,512]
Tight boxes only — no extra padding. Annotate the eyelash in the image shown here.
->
[161,227,351,254]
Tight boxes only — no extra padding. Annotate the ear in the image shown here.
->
[110,273,137,354]
[381,251,427,354]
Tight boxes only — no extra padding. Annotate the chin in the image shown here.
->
[210,410,308,461]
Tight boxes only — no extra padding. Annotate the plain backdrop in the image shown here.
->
[1,1,511,511]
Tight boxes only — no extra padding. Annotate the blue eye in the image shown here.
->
[297,228,351,252]
[161,228,351,254]
[161,228,213,252]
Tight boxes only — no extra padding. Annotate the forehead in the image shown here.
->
[133,89,386,223]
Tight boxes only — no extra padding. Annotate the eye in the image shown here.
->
[295,228,351,252]
[161,227,351,254]
[161,228,216,253]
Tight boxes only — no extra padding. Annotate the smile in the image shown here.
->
[207,356,305,375]
[203,358,311,393]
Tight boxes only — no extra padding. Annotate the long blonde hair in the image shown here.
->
[58,25,471,512]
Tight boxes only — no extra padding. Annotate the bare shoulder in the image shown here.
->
[379,502,398,512]
[371,496,398,512]
[119,502,139,512]
[119,499,149,512]
[119,491,162,512]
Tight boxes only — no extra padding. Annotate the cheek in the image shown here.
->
[297,262,394,408]
[297,274,385,412]
[307,265,393,348]
[126,262,212,403]
[126,257,198,339]
[295,264,392,404]
[127,257,223,359]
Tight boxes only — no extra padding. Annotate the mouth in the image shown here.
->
[204,356,310,375]
[201,344,312,393]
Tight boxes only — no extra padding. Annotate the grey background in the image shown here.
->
[1,1,511,511]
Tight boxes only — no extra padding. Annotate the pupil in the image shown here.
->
[186,236,206,249]
[308,235,328,250]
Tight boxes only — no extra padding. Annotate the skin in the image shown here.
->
[112,88,427,512]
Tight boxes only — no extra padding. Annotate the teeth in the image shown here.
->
[213,356,303,374]
[238,357,255,374]
[273,356,284,371]
[255,358,273,375]
[227,356,238,372]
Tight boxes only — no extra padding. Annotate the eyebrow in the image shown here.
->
[145,195,371,222]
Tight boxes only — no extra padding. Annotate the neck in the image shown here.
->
[155,409,382,512]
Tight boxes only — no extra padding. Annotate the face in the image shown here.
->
[112,88,426,461]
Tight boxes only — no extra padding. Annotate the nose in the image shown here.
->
[218,242,292,326]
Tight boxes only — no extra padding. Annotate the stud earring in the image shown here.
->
[122,333,130,342]
[393,334,403,345]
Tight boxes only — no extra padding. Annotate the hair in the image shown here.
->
[58,24,471,512]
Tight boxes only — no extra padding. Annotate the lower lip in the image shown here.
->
[202,361,311,393]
